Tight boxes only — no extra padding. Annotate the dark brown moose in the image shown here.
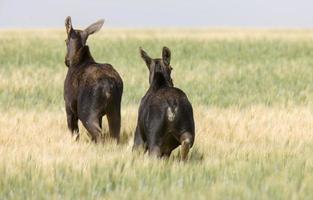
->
[64,17,123,143]
[133,47,195,160]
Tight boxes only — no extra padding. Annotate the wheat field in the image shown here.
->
[0,29,313,199]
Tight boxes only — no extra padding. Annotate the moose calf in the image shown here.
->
[64,17,123,143]
[133,47,195,160]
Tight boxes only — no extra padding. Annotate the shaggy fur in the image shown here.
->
[133,47,195,160]
[64,17,123,143]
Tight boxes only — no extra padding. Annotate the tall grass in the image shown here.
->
[0,29,313,199]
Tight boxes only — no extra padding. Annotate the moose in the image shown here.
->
[64,16,123,143]
[133,47,195,160]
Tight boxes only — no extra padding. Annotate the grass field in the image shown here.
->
[0,29,313,199]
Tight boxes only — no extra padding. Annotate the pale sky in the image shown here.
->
[0,0,312,28]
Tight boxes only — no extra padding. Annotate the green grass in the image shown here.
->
[0,29,313,199]
[1,30,313,110]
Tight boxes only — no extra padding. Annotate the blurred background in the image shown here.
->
[0,0,312,28]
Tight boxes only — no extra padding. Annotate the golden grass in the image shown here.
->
[1,106,312,170]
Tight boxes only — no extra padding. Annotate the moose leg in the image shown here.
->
[107,107,121,143]
[81,114,102,143]
[66,106,79,141]
[161,136,180,159]
[149,146,162,158]
[132,126,145,151]
[180,132,193,161]
[146,122,163,158]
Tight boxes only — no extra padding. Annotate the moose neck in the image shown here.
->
[148,72,172,92]
[70,46,95,67]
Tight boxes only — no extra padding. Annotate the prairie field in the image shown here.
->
[0,29,313,199]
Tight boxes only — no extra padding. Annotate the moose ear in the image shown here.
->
[84,19,104,36]
[139,47,152,67]
[65,16,72,35]
[162,46,171,66]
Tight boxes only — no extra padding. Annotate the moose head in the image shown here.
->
[139,47,174,87]
[64,16,104,67]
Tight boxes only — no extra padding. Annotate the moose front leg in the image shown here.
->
[66,106,79,141]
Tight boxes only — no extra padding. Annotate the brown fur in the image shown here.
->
[133,47,195,160]
[64,17,123,143]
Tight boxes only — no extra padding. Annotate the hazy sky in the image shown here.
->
[0,0,312,28]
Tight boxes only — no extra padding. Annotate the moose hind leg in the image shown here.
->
[180,132,193,161]
[107,108,121,143]
[66,107,79,141]
[133,126,146,151]
[146,121,163,158]
[149,146,162,158]
[82,115,102,143]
